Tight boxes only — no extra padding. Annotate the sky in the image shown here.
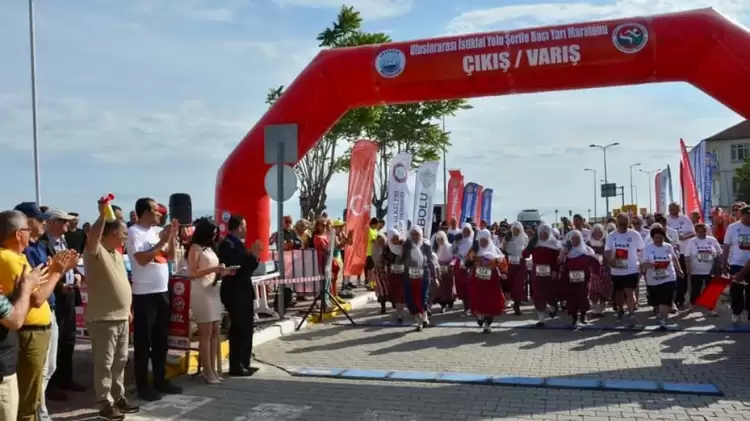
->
[0,0,748,225]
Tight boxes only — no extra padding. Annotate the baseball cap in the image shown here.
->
[44,208,75,221]
[14,202,49,220]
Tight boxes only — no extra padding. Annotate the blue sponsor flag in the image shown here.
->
[481,189,493,223]
[461,182,479,223]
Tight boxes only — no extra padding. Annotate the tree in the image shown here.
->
[734,158,750,202]
[265,6,387,218]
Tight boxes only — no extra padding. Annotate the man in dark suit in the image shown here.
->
[218,215,261,376]
[64,212,86,254]
[39,208,86,395]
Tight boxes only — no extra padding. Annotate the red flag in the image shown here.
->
[474,185,484,220]
[695,275,732,310]
[680,138,702,219]
[344,140,378,277]
[446,170,464,223]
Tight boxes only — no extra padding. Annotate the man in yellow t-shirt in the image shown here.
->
[365,218,379,288]
[0,209,73,421]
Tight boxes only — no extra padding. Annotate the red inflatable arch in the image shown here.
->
[216,8,750,260]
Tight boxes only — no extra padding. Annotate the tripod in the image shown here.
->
[296,277,356,331]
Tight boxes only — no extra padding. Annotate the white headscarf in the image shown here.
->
[536,224,561,250]
[606,222,616,234]
[456,223,474,257]
[387,228,403,255]
[434,231,453,262]
[552,227,561,240]
[505,221,528,256]
[566,230,594,259]
[587,224,606,247]
[476,229,503,259]
[409,226,425,265]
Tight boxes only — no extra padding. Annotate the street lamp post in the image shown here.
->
[640,168,661,214]
[590,143,620,217]
[584,168,597,219]
[29,0,41,204]
[629,163,641,205]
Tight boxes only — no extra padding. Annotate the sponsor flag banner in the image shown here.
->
[344,140,379,276]
[412,161,440,240]
[461,182,479,223]
[666,165,674,204]
[474,185,484,221]
[680,139,702,219]
[704,152,715,222]
[481,188,493,223]
[446,170,464,223]
[387,152,412,237]
[654,171,663,214]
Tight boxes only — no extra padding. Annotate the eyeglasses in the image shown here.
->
[18,228,30,232]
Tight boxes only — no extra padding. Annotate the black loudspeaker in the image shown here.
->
[168,193,192,225]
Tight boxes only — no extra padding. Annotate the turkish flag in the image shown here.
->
[695,275,731,311]
[344,140,379,277]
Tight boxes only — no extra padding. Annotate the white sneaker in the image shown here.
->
[732,314,741,323]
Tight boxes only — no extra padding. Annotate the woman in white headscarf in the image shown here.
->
[586,224,612,316]
[468,229,508,333]
[402,226,438,331]
[561,230,599,326]
[453,223,474,314]
[503,221,528,315]
[524,223,562,326]
[432,231,455,312]
[385,228,406,322]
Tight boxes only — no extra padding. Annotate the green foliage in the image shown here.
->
[734,158,750,203]
[265,5,471,219]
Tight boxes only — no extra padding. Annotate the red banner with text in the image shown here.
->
[344,140,379,276]
[446,170,464,223]
[680,138,702,219]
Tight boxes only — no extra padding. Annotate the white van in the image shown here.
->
[517,209,543,226]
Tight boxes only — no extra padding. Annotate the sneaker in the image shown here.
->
[114,397,140,414]
[154,381,183,395]
[732,314,741,323]
[98,403,124,420]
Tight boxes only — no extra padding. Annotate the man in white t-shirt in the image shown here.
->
[665,202,695,308]
[721,206,750,323]
[126,198,181,401]
[604,213,645,324]
[684,223,722,313]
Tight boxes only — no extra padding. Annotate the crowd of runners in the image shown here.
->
[368,203,750,333]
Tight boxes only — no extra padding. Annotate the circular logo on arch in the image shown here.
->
[612,23,649,54]
[375,48,406,78]
[392,162,408,183]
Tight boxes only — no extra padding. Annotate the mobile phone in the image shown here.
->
[227,265,241,270]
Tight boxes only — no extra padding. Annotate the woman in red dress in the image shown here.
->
[503,221,528,315]
[561,230,600,326]
[372,232,390,314]
[468,229,508,333]
[586,224,611,316]
[432,231,455,312]
[453,224,474,315]
[385,228,406,322]
[523,223,561,327]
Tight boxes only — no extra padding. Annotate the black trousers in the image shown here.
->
[50,293,76,388]
[689,274,712,305]
[675,255,688,306]
[226,298,255,370]
[729,265,750,316]
[132,292,171,390]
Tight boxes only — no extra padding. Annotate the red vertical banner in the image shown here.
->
[446,170,464,222]
[680,138,702,219]
[474,185,484,220]
[344,140,379,276]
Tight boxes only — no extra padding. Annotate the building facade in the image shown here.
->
[699,120,750,208]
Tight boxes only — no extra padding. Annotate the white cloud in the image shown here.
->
[448,0,750,33]
[273,0,414,19]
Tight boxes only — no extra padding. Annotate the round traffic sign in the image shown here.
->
[264,164,298,202]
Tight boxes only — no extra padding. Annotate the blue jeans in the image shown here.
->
[37,312,58,421]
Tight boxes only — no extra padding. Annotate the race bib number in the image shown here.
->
[739,234,750,250]
[569,270,586,283]
[408,267,423,278]
[535,264,551,277]
[390,264,404,274]
[476,266,492,280]
[613,248,629,269]
[508,255,520,265]
[440,264,450,274]
[654,269,669,280]
[697,251,714,263]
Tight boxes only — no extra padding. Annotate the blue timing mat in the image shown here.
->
[287,367,722,396]
[331,319,750,333]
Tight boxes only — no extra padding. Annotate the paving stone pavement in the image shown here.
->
[51,300,750,421]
